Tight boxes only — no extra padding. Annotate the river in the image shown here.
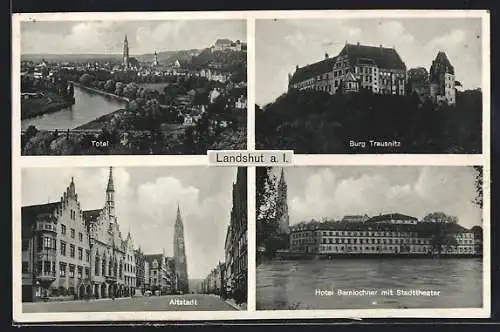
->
[21,86,128,131]
[256,258,483,310]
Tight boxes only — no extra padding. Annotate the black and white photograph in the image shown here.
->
[255,16,485,154]
[256,166,484,310]
[19,166,247,313]
[18,18,247,155]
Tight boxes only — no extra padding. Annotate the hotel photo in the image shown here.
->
[256,166,484,310]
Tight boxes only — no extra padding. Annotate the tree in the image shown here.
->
[472,166,483,208]
[256,167,279,255]
[79,73,93,86]
[104,79,115,92]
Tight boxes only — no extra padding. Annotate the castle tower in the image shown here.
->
[123,35,130,69]
[276,168,290,234]
[106,167,115,222]
[429,51,456,105]
[173,204,189,293]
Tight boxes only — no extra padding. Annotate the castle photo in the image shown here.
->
[20,166,245,312]
[20,19,247,156]
[255,18,483,154]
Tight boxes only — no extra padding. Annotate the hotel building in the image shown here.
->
[289,213,476,256]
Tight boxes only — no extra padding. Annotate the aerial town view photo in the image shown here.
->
[256,166,484,310]
[19,19,247,155]
[20,166,247,312]
[255,17,484,154]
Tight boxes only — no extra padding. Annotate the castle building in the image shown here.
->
[123,35,129,69]
[429,51,456,105]
[21,167,137,302]
[276,168,290,234]
[173,205,189,294]
[288,42,407,96]
[289,213,476,256]
[223,167,247,301]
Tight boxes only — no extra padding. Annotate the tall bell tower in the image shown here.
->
[123,35,129,69]
[173,204,189,293]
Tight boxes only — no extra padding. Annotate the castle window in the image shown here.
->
[78,247,83,260]
[61,224,66,235]
[79,232,83,242]
[70,228,75,239]
[69,264,75,278]
[70,244,75,258]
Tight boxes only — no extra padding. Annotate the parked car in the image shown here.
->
[144,290,152,297]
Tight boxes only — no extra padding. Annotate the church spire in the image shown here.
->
[107,167,114,192]
[106,167,115,221]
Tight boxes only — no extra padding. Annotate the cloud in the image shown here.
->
[21,20,246,54]
[287,167,481,229]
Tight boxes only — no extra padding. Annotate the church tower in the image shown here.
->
[276,168,290,234]
[173,204,189,293]
[123,35,129,69]
[106,167,115,222]
[153,51,159,66]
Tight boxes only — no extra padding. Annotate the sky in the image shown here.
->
[256,18,483,106]
[21,20,246,55]
[21,166,240,280]
[272,166,482,229]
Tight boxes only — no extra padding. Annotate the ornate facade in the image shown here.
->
[223,167,247,301]
[21,167,137,302]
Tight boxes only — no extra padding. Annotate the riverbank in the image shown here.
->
[74,108,129,130]
[21,91,75,120]
[71,81,130,103]
[262,252,482,261]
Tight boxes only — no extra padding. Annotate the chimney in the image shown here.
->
[296,64,299,70]
[325,52,329,59]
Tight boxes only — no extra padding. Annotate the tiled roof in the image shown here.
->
[215,39,233,45]
[22,202,60,223]
[367,213,418,223]
[338,43,406,71]
[291,220,470,234]
[289,56,337,85]
[429,51,455,82]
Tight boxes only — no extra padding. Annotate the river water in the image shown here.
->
[21,86,128,131]
[256,258,483,310]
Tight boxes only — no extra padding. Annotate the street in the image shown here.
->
[23,294,237,312]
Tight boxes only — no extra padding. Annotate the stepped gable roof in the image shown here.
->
[339,43,406,71]
[22,202,60,221]
[289,56,338,85]
[367,213,418,223]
